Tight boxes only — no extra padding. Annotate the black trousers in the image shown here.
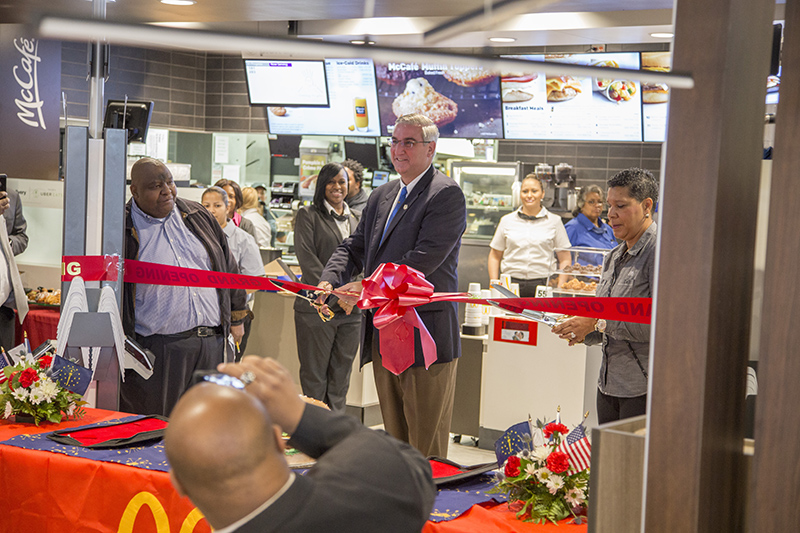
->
[0,305,16,352]
[596,388,647,424]
[120,331,224,416]
[294,310,360,411]
[510,277,548,298]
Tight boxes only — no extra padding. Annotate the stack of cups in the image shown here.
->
[462,282,486,335]
[489,279,504,317]
[481,289,492,325]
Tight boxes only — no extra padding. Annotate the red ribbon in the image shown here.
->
[359,263,461,375]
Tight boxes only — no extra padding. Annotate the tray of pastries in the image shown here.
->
[26,287,61,307]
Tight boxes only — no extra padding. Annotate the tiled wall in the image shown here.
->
[497,141,663,191]
[62,43,665,180]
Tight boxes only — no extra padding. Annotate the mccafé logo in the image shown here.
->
[118,492,206,533]
[13,38,46,130]
[63,261,81,276]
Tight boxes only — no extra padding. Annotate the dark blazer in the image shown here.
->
[320,165,467,367]
[5,189,27,256]
[234,405,436,533]
[293,205,360,315]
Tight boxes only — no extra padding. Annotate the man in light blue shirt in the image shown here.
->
[121,158,248,416]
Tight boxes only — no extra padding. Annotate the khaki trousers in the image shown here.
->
[371,339,458,458]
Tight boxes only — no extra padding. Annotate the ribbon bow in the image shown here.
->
[358,263,465,375]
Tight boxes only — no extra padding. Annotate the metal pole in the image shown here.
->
[88,0,106,139]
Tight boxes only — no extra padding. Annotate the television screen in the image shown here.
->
[266,58,380,136]
[501,53,643,142]
[344,137,380,169]
[268,134,302,159]
[245,59,330,107]
[103,100,153,143]
[375,61,503,139]
[641,52,671,143]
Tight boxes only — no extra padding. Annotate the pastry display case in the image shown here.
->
[451,160,530,240]
[546,246,612,296]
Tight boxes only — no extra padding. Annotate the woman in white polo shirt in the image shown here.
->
[488,173,571,297]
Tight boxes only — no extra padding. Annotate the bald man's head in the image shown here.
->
[130,157,177,218]
[165,383,288,515]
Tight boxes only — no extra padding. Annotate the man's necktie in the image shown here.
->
[380,185,407,245]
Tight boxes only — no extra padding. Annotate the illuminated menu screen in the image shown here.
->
[375,61,503,138]
[245,60,329,106]
[501,53,643,142]
[640,52,671,143]
[266,58,380,137]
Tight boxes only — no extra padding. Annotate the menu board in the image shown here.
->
[640,52,671,143]
[375,62,503,138]
[501,53,643,142]
[266,58,380,137]
[245,60,329,106]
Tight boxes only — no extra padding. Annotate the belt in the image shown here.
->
[164,325,223,338]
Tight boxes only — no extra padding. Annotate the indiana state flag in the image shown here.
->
[50,355,92,396]
[494,421,531,466]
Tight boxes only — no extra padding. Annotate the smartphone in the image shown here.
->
[0,174,6,193]
[191,370,244,389]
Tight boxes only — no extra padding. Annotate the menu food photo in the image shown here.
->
[265,58,380,137]
[502,52,644,142]
[375,61,503,138]
[641,51,672,142]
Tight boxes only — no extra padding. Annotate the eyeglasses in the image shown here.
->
[389,138,433,149]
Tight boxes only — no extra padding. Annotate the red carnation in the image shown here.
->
[39,355,53,369]
[504,455,521,477]
[18,367,39,388]
[543,423,569,439]
[546,451,570,474]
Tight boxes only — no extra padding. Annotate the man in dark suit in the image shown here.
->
[165,356,436,533]
[318,113,467,457]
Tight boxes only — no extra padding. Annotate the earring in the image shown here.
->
[645,213,650,218]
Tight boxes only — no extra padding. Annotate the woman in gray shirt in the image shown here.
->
[553,168,658,424]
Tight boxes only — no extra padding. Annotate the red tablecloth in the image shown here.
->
[0,408,211,533]
[14,304,59,349]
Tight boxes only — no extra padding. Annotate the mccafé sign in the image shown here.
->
[13,37,47,130]
[0,25,60,180]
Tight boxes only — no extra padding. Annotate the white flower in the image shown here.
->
[533,445,550,463]
[545,474,564,494]
[11,387,28,401]
[524,463,538,477]
[35,378,59,402]
[67,402,76,417]
[28,388,45,405]
[565,488,585,506]
[4,401,12,419]
[535,468,551,482]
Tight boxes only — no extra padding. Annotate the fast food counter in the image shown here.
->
[476,315,601,448]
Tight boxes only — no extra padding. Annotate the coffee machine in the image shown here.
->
[550,163,577,213]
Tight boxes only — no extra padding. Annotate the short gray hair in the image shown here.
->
[607,167,659,204]
[573,184,604,216]
[395,114,439,143]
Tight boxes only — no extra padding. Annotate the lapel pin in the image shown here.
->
[403,205,408,210]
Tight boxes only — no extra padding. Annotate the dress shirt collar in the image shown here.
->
[516,205,549,221]
[213,473,296,533]
[400,165,430,196]
[323,200,351,218]
[131,197,176,224]
[623,221,657,258]
[575,212,606,234]
[222,221,235,238]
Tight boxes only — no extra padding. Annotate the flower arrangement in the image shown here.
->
[491,418,591,524]
[1,355,87,426]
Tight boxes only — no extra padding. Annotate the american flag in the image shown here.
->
[0,350,9,384]
[557,424,592,473]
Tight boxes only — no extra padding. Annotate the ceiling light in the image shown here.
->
[650,32,674,39]
[350,39,375,45]
[489,37,516,43]
[161,0,196,5]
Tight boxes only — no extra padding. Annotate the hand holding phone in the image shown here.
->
[0,174,7,193]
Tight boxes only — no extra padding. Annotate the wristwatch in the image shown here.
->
[594,319,607,333]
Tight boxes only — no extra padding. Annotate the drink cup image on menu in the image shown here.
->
[353,97,369,132]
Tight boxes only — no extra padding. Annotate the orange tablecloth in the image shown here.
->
[0,408,210,533]
[424,502,587,532]
[14,304,59,349]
